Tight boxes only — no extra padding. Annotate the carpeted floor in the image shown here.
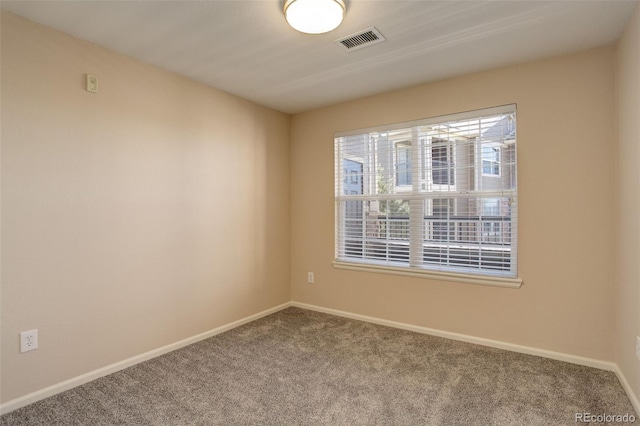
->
[1,307,637,425]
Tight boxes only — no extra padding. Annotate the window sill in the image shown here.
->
[332,261,523,289]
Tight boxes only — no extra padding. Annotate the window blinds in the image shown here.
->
[334,105,517,278]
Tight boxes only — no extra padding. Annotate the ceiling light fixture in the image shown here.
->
[284,0,346,34]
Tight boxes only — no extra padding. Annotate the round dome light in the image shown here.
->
[284,0,346,34]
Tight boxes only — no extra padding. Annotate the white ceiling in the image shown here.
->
[2,1,638,114]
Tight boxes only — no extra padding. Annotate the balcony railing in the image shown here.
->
[343,215,513,271]
[357,215,512,245]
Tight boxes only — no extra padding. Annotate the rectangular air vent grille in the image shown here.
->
[336,27,386,52]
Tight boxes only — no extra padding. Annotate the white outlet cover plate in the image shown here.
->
[86,74,98,93]
[636,336,640,361]
[20,329,38,353]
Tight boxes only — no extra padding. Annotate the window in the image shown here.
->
[482,146,501,176]
[431,139,455,185]
[334,105,518,282]
[395,142,412,186]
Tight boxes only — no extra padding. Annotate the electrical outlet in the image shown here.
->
[636,336,640,362]
[20,329,38,353]
[307,272,315,284]
[85,74,98,93]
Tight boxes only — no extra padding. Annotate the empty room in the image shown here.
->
[1,1,639,424]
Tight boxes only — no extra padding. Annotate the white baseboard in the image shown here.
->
[613,364,640,416]
[0,302,293,415]
[292,301,639,416]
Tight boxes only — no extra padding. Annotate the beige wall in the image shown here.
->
[616,3,640,400]
[0,12,290,403]
[291,47,617,361]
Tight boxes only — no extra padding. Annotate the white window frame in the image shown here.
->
[334,105,522,288]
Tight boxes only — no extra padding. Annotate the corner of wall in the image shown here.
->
[614,0,640,409]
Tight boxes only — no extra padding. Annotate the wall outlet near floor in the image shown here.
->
[307,272,315,284]
[20,329,38,353]
[636,336,640,361]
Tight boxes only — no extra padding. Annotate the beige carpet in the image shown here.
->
[1,307,637,425]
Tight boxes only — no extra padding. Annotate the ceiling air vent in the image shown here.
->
[336,27,386,52]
